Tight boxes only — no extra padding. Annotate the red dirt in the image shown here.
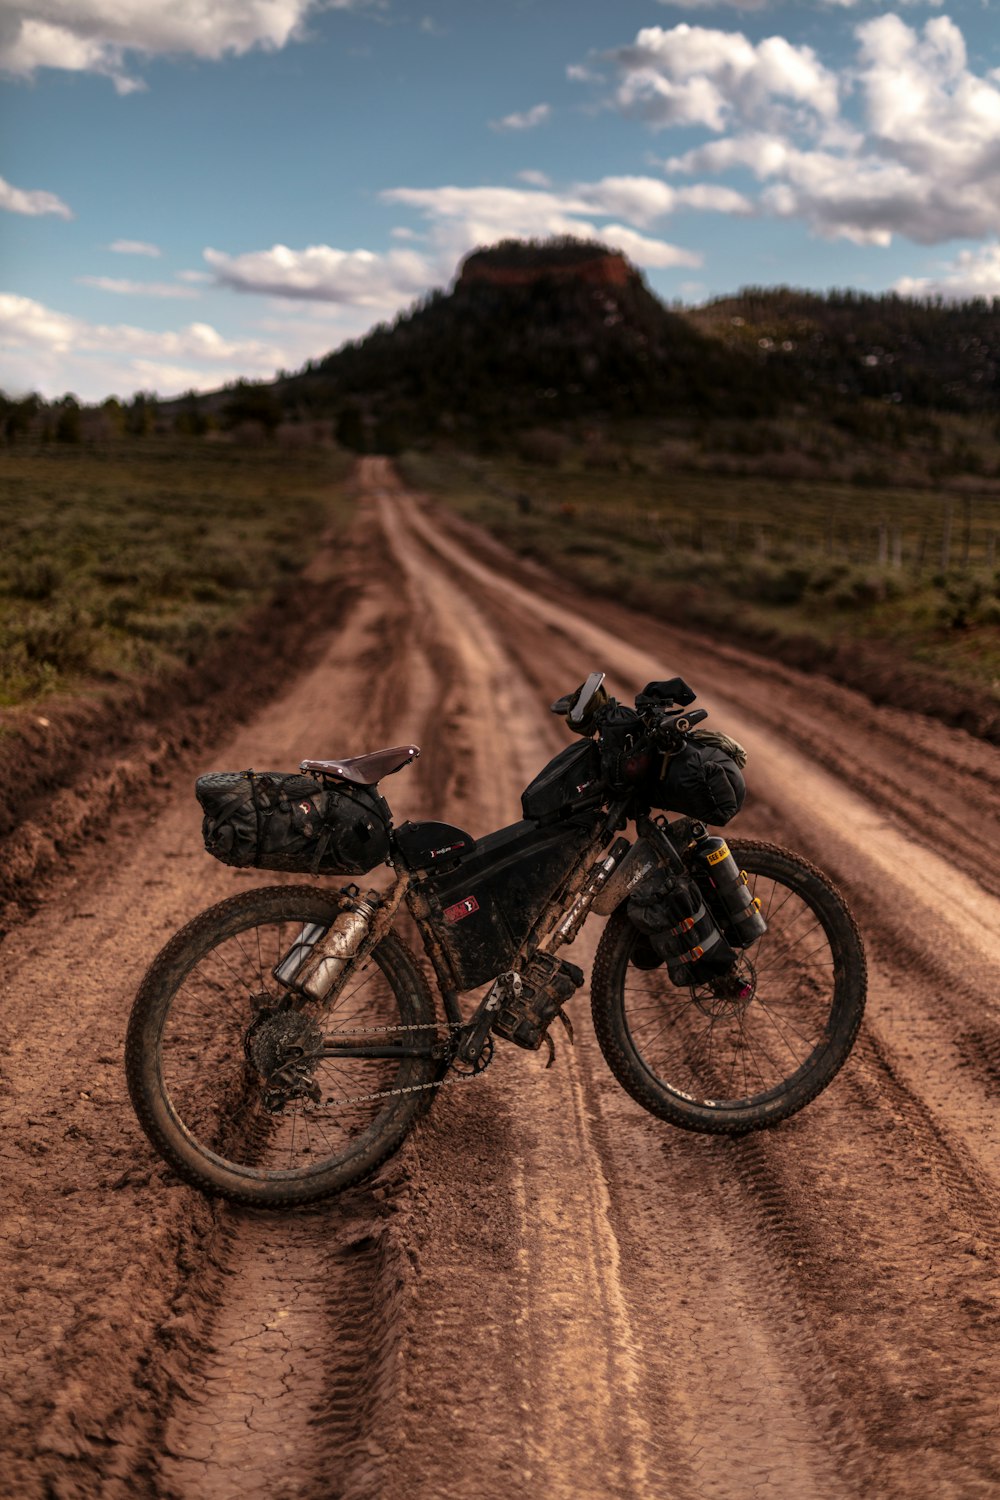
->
[1,458,998,1499]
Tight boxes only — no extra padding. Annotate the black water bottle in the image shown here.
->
[692,836,768,947]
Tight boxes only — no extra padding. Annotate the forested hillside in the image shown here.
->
[688,287,1000,413]
[5,239,1000,472]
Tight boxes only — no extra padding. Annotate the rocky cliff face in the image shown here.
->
[457,246,634,291]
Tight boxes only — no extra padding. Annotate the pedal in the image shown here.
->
[492,955,584,1052]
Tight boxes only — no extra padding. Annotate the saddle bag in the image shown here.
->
[195,770,391,876]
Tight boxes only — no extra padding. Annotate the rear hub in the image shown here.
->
[244,1006,324,1111]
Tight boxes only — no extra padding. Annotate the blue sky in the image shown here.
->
[3,0,1000,401]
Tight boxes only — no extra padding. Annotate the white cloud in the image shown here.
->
[203,175,711,323]
[856,14,1000,182]
[517,169,553,188]
[597,224,701,269]
[677,182,753,214]
[574,175,677,226]
[650,14,1000,248]
[77,276,199,299]
[0,291,291,399]
[490,103,551,132]
[109,239,161,257]
[380,182,702,271]
[894,242,1000,300]
[0,173,72,219]
[0,2,365,90]
[383,180,743,265]
[604,24,839,133]
[571,174,752,224]
[204,243,435,307]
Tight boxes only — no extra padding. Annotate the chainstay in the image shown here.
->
[316,1020,488,1106]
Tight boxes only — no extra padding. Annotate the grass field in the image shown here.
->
[400,449,1000,702]
[0,440,353,708]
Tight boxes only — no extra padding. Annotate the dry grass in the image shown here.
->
[401,449,1000,702]
[0,439,353,707]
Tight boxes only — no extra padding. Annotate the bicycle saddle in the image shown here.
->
[300,744,420,787]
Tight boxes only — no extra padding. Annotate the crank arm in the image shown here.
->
[455,973,512,1065]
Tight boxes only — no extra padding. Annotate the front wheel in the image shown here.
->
[125,885,439,1206]
[591,840,866,1134]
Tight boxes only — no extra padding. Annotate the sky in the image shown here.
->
[2,0,1000,402]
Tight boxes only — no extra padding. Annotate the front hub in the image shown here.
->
[693,958,757,1018]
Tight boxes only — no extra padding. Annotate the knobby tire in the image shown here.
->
[591,840,866,1134]
[125,885,438,1206]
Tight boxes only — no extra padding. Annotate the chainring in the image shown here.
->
[449,1034,494,1077]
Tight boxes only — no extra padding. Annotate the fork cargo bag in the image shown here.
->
[195,770,391,875]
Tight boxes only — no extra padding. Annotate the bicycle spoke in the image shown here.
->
[621,854,844,1109]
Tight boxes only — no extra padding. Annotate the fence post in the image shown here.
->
[941,500,953,571]
[961,495,973,570]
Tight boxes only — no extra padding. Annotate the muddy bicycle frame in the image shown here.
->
[316,804,686,1064]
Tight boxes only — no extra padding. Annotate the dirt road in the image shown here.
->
[2,457,998,1499]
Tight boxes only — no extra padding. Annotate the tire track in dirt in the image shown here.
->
[0,507,437,1500]
[403,489,1000,1185]
[5,460,999,1498]
[147,508,449,1500]
[375,466,857,1499]
[429,503,1000,897]
[391,470,1000,1495]
[373,467,669,1499]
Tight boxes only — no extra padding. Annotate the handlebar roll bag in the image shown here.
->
[647,740,746,826]
[195,770,391,875]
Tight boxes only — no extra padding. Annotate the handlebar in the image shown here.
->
[647,707,709,753]
[552,673,708,749]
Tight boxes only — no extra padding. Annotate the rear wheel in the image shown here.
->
[125,885,439,1206]
[591,840,866,1134]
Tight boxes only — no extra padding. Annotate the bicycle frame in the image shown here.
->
[318,804,692,1065]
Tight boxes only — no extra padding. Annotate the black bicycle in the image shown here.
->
[125,672,866,1206]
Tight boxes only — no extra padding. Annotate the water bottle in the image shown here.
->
[692,836,768,946]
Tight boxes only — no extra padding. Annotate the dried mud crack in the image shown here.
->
[2,458,998,1499]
